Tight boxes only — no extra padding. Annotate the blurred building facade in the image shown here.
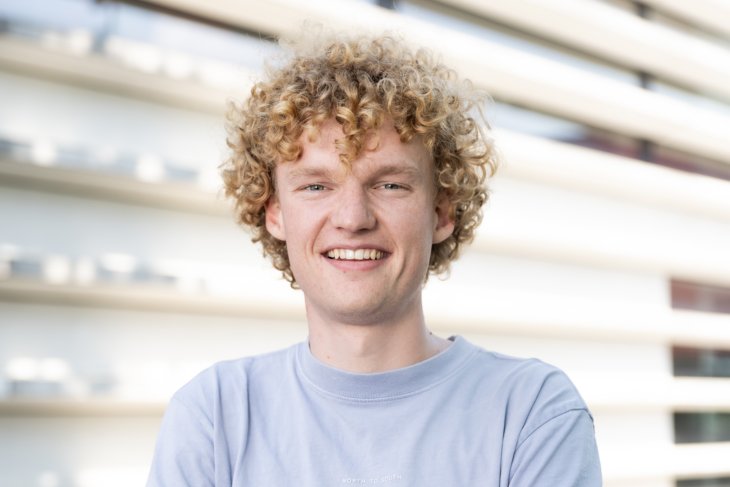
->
[1,0,729,486]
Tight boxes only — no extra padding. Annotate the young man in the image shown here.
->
[147,34,601,486]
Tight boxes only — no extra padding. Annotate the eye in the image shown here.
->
[303,184,326,191]
[380,183,405,190]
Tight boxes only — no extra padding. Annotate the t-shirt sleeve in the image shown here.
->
[146,394,215,487]
[508,406,602,486]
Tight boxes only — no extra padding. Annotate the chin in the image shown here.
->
[327,300,393,326]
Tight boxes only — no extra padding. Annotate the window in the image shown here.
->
[677,478,730,487]
[674,347,730,378]
[672,280,730,314]
[675,413,730,443]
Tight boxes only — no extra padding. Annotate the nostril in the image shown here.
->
[330,199,376,232]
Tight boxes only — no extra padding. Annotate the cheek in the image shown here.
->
[279,207,321,256]
[284,235,310,283]
[401,216,437,256]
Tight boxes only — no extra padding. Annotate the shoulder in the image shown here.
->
[461,340,592,436]
[170,343,299,420]
[148,346,299,486]
[472,344,585,401]
[484,348,585,405]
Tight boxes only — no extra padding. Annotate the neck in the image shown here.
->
[306,304,450,373]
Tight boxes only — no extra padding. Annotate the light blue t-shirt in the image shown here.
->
[147,336,601,486]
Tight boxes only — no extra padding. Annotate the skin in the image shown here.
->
[265,119,455,373]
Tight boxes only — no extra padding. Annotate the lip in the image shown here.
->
[323,254,387,272]
[321,244,389,254]
[320,245,390,271]
[321,245,389,259]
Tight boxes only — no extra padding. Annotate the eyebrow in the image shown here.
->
[285,162,423,179]
[281,158,430,192]
[369,163,424,179]
[285,166,339,182]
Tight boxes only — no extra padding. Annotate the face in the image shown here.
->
[265,119,454,327]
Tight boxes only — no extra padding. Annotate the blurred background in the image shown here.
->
[1,0,729,486]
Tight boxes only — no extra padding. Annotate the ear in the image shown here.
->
[265,195,286,241]
[432,193,455,244]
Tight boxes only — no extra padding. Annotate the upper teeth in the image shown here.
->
[327,249,383,260]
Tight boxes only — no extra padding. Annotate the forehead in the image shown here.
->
[284,119,433,176]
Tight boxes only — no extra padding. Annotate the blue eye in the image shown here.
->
[304,184,326,191]
[382,183,403,190]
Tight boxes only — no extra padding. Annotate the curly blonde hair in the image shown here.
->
[222,33,497,285]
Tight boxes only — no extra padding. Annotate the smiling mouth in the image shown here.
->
[326,249,384,260]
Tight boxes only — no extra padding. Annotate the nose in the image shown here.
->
[330,183,376,232]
